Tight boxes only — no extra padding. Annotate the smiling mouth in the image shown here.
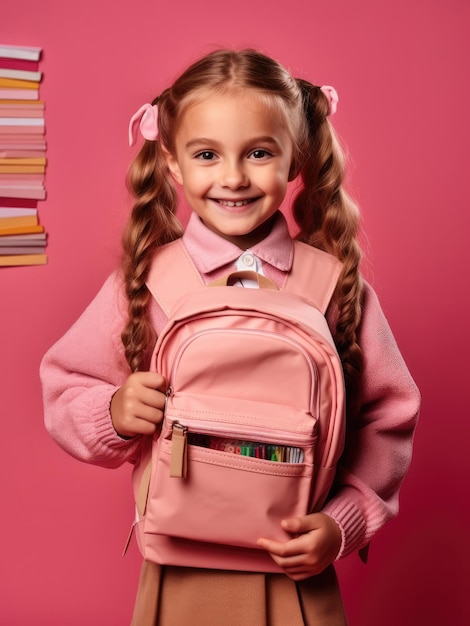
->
[214,198,258,207]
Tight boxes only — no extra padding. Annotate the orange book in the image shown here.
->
[0,157,46,166]
[0,253,47,266]
[0,224,44,236]
[0,165,45,173]
[0,78,40,90]
[0,214,38,228]
[0,100,44,108]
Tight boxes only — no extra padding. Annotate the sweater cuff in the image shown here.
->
[322,498,367,559]
[92,385,139,450]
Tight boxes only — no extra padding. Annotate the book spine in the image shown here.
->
[0,215,38,228]
[0,187,46,199]
[0,89,39,100]
[0,69,42,81]
[0,224,44,235]
[0,125,44,135]
[0,207,38,216]
[0,150,46,158]
[0,253,47,266]
[0,101,44,111]
[0,78,40,90]
[0,157,46,165]
[0,246,45,255]
[0,233,46,245]
[0,138,47,149]
[0,45,42,61]
[0,165,45,173]
[0,173,44,179]
[0,109,44,118]
[0,118,45,126]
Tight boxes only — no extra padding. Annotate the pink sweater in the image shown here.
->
[40,212,420,559]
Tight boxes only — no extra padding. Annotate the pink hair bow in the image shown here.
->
[320,86,339,116]
[128,103,159,146]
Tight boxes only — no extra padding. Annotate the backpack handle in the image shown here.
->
[209,271,279,290]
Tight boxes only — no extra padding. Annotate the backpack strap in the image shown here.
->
[285,240,342,315]
[146,238,342,317]
[146,239,204,317]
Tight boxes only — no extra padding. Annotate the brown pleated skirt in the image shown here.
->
[130,562,348,626]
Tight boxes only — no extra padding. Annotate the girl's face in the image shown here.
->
[165,91,295,249]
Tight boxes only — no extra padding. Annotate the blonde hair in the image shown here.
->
[122,49,363,396]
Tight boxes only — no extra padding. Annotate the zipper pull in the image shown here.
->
[170,421,188,478]
[164,386,173,414]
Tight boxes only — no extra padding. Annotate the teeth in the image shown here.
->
[218,199,250,207]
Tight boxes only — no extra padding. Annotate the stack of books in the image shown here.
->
[0,44,47,266]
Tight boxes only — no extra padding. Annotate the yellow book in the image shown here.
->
[0,165,45,173]
[0,253,47,266]
[0,215,38,228]
[0,78,40,90]
[0,158,47,166]
[0,100,44,107]
[0,224,45,235]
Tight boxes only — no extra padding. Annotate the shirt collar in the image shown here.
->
[182,211,294,275]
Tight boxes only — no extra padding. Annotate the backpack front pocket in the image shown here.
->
[144,394,317,550]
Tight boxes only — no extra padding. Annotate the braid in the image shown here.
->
[293,80,363,398]
[121,120,183,372]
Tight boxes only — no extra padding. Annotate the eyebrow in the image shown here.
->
[184,136,281,150]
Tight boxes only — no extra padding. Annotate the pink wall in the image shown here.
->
[1,1,469,624]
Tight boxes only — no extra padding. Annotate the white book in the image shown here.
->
[0,117,44,126]
[0,68,42,81]
[0,45,42,61]
[0,208,38,217]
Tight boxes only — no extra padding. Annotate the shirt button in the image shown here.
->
[241,253,255,267]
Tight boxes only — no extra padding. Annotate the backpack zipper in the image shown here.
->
[168,417,314,478]
[166,328,319,416]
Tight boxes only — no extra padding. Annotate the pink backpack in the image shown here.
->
[129,238,345,573]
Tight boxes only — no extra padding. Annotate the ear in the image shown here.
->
[162,147,184,185]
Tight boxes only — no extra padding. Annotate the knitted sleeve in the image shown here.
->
[40,271,143,468]
[323,282,421,558]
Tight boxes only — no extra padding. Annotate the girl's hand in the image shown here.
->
[110,372,167,438]
[257,513,342,581]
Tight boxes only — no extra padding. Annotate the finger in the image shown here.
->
[259,540,325,580]
[257,537,304,558]
[261,547,322,580]
[133,401,165,424]
[125,415,160,437]
[134,371,167,392]
[138,386,167,411]
[280,514,322,534]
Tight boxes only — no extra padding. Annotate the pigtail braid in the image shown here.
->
[121,113,183,372]
[293,80,363,397]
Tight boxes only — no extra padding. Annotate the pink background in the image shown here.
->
[1,1,469,624]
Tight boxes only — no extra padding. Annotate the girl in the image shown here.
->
[41,49,420,625]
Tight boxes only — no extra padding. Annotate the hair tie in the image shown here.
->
[319,86,339,116]
[128,103,159,147]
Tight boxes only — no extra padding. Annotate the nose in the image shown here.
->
[220,159,249,189]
